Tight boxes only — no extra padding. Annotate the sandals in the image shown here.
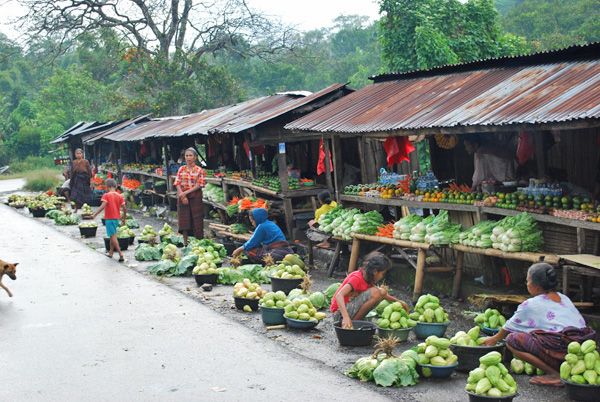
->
[118,256,125,262]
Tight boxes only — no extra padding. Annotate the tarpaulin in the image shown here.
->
[383,136,415,166]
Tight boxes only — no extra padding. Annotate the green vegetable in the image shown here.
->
[565,353,579,366]
[572,360,586,375]
[480,351,502,366]
[308,292,326,310]
[584,353,596,370]
[134,244,161,261]
[485,366,501,386]
[568,342,581,355]
[429,356,447,366]
[345,356,379,382]
[487,388,502,397]
[475,378,492,395]
[583,370,598,384]
[524,362,535,375]
[468,368,486,383]
[147,260,178,276]
[581,340,597,354]
[570,374,586,384]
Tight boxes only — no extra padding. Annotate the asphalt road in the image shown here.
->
[0,203,391,402]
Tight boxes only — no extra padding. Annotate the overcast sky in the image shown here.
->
[0,0,381,40]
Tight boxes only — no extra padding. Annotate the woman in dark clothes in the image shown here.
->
[174,148,206,245]
[69,148,92,209]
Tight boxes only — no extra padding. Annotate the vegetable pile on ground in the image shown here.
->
[259,291,291,309]
[161,244,180,262]
[203,183,225,204]
[490,212,543,252]
[346,337,419,387]
[158,223,174,238]
[270,263,305,279]
[217,264,271,285]
[474,308,506,329]
[7,194,28,208]
[510,358,544,376]
[465,351,517,397]
[376,300,416,330]
[26,193,64,211]
[393,215,422,240]
[285,276,328,310]
[450,326,487,347]
[117,225,135,239]
[283,298,326,321]
[125,217,139,229]
[458,221,495,248]
[410,294,449,323]
[423,210,461,245]
[134,243,162,261]
[417,336,458,372]
[139,225,158,242]
[47,209,81,225]
[233,279,267,300]
[191,245,221,275]
[147,243,186,276]
[559,340,600,384]
[80,203,93,216]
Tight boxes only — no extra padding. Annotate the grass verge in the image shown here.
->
[23,169,62,192]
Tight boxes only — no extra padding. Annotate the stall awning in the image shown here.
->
[285,43,600,135]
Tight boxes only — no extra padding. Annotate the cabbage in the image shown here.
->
[308,292,326,310]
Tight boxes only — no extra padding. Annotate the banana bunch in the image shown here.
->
[435,134,458,149]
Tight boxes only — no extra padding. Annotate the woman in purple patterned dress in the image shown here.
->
[483,263,595,387]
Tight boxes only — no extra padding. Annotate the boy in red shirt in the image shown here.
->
[92,178,126,262]
[331,252,409,329]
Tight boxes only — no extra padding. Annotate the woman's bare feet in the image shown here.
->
[529,375,563,387]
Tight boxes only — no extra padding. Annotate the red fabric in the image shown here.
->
[174,165,206,190]
[330,270,370,312]
[140,142,148,157]
[317,138,333,175]
[517,131,535,165]
[383,137,415,166]
[253,145,265,155]
[243,140,251,159]
[101,191,125,220]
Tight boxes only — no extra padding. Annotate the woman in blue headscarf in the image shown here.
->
[232,208,294,263]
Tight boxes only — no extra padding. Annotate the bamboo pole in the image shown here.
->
[348,238,362,273]
[413,248,427,302]
[452,251,464,299]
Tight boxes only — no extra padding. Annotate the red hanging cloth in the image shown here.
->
[317,138,333,175]
[516,131,535,166]
[383,136,415,167]
[243,140,251,159]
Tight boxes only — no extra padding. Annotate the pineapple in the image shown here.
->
[262,253,275,267]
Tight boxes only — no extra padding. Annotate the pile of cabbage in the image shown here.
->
[422,211,461,245]
[458,221,496,248]
[346,348,419,387]
[317,207,382,241]
[393,215,422,240]
[490,213,543,252]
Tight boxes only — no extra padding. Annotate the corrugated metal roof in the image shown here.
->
[82,115,151,144]
[285,46,600,134]
[93,83,350,142]
[52,121,119,144]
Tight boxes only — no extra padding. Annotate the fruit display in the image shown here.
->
[122,178,142,190]
[259,291,291,309]
[450,326,488,347]
[117,225,135,239]
[465,351,517,397]
[80,203,93,216]
[204,183,225,204]
[140,225,158,242]
[416,336,458,370]
[410,294,449,323]
[158,223,173,237]
[490,213,543,252]
[317,206,383,240]
[283,298,327,322]
[376,301,416,330]
[346,338,419,387]
[510,358,544,376]
[474,309,506,330]
[233,279,267,300]
[559,340,600,384]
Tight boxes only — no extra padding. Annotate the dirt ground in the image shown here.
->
[3,197,572,402]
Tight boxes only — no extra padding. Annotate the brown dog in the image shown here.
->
[0,260,17,297]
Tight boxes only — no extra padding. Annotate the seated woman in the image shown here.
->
[484,263,595,387]
[308,190,338,248]
[232,208,294,263]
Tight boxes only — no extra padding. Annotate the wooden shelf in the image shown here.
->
[340,194,479,212]
[482,207,600,231]
[203,199,227,211]
[222,178,281,198]
[122,169,166,180]
[450,243,560,264]
[205,177,223,185]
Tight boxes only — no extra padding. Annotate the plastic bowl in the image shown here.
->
[562,380,600,402]
[334,320,376,346]
[128,236,135,245]
[79,226,97,238]
[117,237,129,250]
[260,306,286,325]
[377,327,412,342]
[417,362,458,379]
[194,274,218,286]
[414,322,450,340]
[270,276,303,295]
[450,343,505,372]
[286,317,319,330]
[30,208,49,218]
[466,391,518,402]
[480,326,500,336]
[233,296,259,311]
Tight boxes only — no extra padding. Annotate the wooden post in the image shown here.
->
[331,135,343,201]
[324,138,333,192]
[357,137,368,184]
[348,238,361,273]
[562,265,569,296]
[452,251,464,299]
[577,228,585,254]
[283,198,294,240]
[534,131,546,178]
[327,240,343,277]
[307,239,314,268]
[413,248,427,302]
[277,145,289,192]
[117,142,123,183]
[162,140,171,193]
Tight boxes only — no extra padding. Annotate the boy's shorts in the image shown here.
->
[105,219,120,237]
[333,289,373,323]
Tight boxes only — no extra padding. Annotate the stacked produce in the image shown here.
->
[409,294,449,323]
[121,178,142,190]
[316,205,344,230]
[465,351,517,397]
[349,211,384,236]
[474,308,506,330]
[271,263,305,279]
[376,301,416,330]
[233,279,267,300]
[317,207,383,241]
[117,225,135,239]
[79,221,98,229]
[458,221,495,248]
[393,215,422,240]
[283,298,326,321]
[559,340,600,384]
[204,183,225,204]
[125,217,139,229]
[423,210,461,245]
[375,223,394,238]
[158,223,174,238]
[490,213,543,252]
[188,242,224,265]
[408,215,434,243]
[230,223,249,234]
[450,326,487,347]
[7,194,27,208]
[134,243,162,261]
[259,291,291,309]
[510,358,544,376]
[26,194,64,211]
[139,225,158,242]
[161,244,180,263]
[346,338,420,387]
[217,265,271,285]
[285,277,328,310]
[191,249,221,275]
[48,209,81,225]
[80,203,93,216]
[416,336,458,371]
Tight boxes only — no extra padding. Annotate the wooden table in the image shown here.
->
[208,223,252,242]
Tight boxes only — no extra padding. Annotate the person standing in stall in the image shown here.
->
[174,148,206,245]
[69,148,92,210]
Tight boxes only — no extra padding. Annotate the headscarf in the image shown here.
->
[251,208,268,224]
